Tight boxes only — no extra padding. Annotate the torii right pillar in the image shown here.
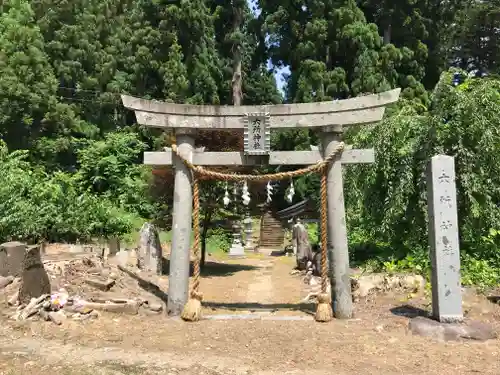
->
[322,125,353,318]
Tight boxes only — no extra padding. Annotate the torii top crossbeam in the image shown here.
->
[122,89,401,166]
[121,89,400,130]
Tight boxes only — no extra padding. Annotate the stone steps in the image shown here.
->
[259,211,284,249]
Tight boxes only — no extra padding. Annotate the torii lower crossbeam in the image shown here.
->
[144,148,375,166]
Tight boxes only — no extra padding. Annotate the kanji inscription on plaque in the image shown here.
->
[244,112,270,155]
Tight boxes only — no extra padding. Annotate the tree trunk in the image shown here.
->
[231,2,243,106]
[383,24,392,44]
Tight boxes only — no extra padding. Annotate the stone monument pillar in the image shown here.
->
[427,155,463,323]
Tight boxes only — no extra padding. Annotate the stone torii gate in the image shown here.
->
[121,89,401,319]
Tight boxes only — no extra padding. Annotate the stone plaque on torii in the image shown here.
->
[121,89,401,319]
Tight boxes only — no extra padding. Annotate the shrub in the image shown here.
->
[344,70,500,287]
[0,140,137,243]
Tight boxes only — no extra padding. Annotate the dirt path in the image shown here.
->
[1,316,499,375]
[0,326,254,375]
[245,260,274,304]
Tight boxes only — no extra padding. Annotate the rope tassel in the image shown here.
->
[181,173,203,322]
[314,168,333,322]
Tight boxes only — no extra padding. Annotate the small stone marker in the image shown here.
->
[0,241,27,277]
[18,245,51,305]
[107,237,120,257]
[138,222,163,274]
[427,155,463,323]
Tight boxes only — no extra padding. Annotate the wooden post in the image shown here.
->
[167,130,195,316]
[321,126,352,319]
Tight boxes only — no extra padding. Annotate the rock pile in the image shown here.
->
[0,240,168,326]
[292,266,426,302]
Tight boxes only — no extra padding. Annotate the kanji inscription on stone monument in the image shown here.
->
[244,112,270,155]
[427,155,463,323]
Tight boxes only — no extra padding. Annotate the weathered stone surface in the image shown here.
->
[138,222,163,274]
[311,251,323,277]
[8,291,19,306]
[427,155,463,322]
[48,311,66,325]
[148,302,163,312]
[79,301,140,315]
[0,275,14,289]
[144,149,377,166]
[409,316,497,342]
[322,130,353,319]
[18,245,51,305]
[228,220,245,257]
[168,133,194,316]
[0,241,27,277]
[114,249,138,268]
[292,219,313,270]
[84,278,115,291]
[351,274,426,299]
[122,89,401,130]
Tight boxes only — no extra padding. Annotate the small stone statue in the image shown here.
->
[291,217,313,270]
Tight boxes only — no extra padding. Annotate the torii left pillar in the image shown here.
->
[167,129,195,316]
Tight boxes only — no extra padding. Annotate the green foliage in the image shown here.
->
[0,141,136,242]
[206,227,232,253]
[261,0,429,106]
[305,223,319,245]
[448,0,500,74]
[345,70,500,288]
[356,0,469,88]
[0,0,86,164]
[74,131,155,218]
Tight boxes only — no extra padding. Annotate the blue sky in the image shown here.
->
[248,0,290,95]
[270,61,290,95]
